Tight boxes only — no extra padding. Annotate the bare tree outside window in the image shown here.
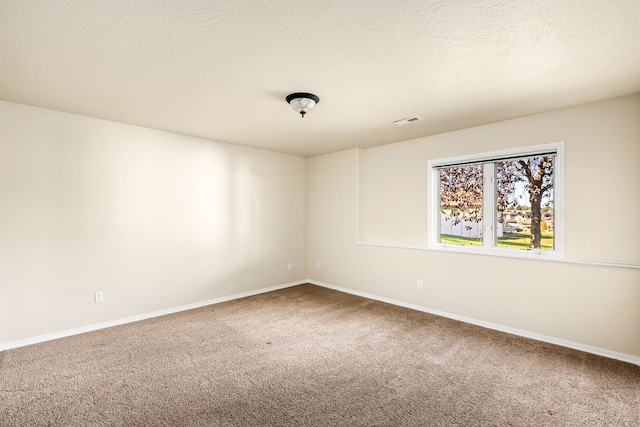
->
[497,156,554,250]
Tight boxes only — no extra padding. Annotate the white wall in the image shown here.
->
[0,101,307,344]
[308,94,640,359]
[3,95,639,361]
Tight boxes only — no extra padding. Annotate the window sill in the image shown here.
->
[354,241,640,270]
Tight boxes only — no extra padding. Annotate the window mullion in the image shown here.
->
[483,163,496,248]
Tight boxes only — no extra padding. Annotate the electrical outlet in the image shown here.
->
[416,279,423,288]
[94,291,104,303]
[288,262,293,270]
[316,261,320,269]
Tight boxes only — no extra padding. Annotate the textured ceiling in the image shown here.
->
[1,0,639,157]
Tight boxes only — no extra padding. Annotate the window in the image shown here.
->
[428,142,563,257]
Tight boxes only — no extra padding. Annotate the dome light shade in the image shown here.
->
[286,92,320,118]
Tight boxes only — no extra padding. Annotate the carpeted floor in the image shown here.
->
[1,284,639,426]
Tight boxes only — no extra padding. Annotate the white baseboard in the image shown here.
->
[308,280,640,367]
[4,278,639,367]
[0,280,307,352]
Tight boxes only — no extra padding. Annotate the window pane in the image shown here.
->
[439,165,483,246]
[496,156,554,250]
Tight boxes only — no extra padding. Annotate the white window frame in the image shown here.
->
[427,142,564,259]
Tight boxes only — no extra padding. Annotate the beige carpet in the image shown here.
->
[1,284,639,426]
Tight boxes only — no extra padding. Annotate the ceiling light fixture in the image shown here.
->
[286,92,320,118]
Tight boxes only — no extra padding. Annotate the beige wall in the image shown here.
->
[308,94,640,358]
[2,95,639,359]
[0,101,307,343]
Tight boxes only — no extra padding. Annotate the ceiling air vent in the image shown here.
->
[393,116,422,126]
